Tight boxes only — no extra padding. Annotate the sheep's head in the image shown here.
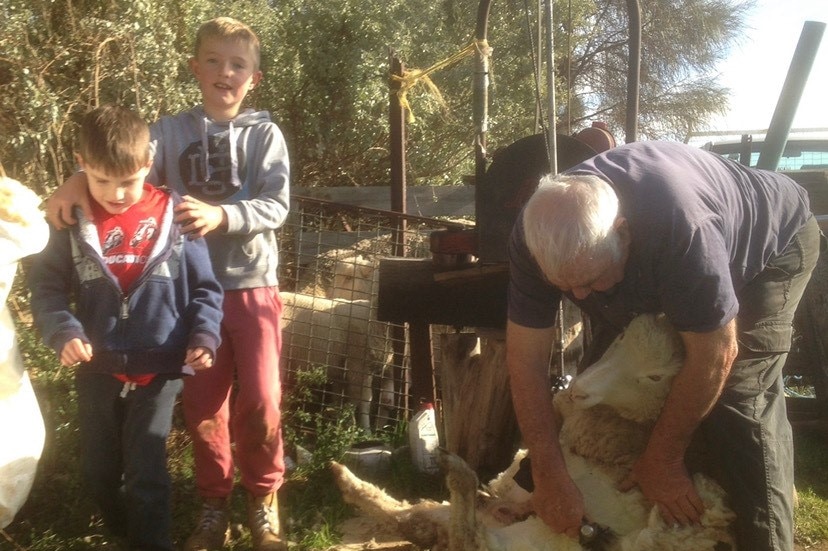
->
[331,255,376,301]
[565,313,684,423]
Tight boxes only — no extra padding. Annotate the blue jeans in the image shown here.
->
[701,216,821,551]
[76,373,182,551]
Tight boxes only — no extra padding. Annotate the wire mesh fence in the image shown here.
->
[277,195,469,435]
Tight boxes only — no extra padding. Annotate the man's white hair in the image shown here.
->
[522,173,622,283]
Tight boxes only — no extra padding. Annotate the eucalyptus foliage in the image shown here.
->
[0,0,751,192]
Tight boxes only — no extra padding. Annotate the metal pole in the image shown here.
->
[625,0,641,143]
[389,50,407,218]
[473,0,493,186]
[388,49,411,413]
[757,21,826,171]
[535,0,543,132]
[544,0,557,174]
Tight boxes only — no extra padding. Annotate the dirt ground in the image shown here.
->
[333,516,415,551]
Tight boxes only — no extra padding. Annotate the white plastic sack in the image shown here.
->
[0,176,49,529]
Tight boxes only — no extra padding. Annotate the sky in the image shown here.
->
[695,0,828,141]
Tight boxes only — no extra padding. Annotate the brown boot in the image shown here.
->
[184,497,230,551]
[247,491,286,551]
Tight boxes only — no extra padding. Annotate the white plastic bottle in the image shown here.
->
[408,402,440,474]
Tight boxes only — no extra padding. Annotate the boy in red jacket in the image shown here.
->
[30,105,224,551]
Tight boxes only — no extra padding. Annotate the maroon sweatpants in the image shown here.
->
[183,286,285,498]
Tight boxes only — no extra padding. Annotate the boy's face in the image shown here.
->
[190,37,262,121]
[80,160,151,215]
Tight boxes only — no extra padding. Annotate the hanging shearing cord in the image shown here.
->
[522,0,570,378]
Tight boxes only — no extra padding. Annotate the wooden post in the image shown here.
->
[388,50,414,412]
[439,332,520,479]
[389,49,407,219]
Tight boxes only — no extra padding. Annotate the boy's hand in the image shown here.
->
[185,346,214,371]
[60,338,93,367]
[46,172,92,229]
[174,195,227,238]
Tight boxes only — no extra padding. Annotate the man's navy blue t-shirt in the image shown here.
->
[508,141,811,333]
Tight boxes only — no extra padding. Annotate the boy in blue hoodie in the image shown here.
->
[46,17,290,551]
[30,104,224,551]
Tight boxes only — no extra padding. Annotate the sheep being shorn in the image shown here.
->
[332,313,736,551]
[280,291,392,431]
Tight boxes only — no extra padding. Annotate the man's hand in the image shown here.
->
[619,447,704,526]
[617,322,736,527]
[174,195,226,239]
[185,346,214,371]
[532,474,586,540]
[46,172,92,229]
[60,338,93,367]
[507,319,584,539]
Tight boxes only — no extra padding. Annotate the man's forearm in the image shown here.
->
[506,319,588,537]
[647,321,738,460]
[510,360,567,474]
[506,321,567,477]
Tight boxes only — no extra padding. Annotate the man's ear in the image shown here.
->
[614,216,630,246]
[74,153,86,171]
[188,57,199,76]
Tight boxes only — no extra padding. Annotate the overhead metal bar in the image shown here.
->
[757,20,826,171]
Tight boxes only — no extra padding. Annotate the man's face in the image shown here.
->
[551,252,627,300]
[548,219,631,300]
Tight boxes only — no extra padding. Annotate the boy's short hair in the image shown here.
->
[194,17,261,70]
[77,105,150,175]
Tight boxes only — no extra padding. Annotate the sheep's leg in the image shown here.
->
[331,461,408,518]
[358,369,374,431]
[331,461,449,549]
[343,359,373,431]
[374,366,395,431]
[438,450,488,551]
